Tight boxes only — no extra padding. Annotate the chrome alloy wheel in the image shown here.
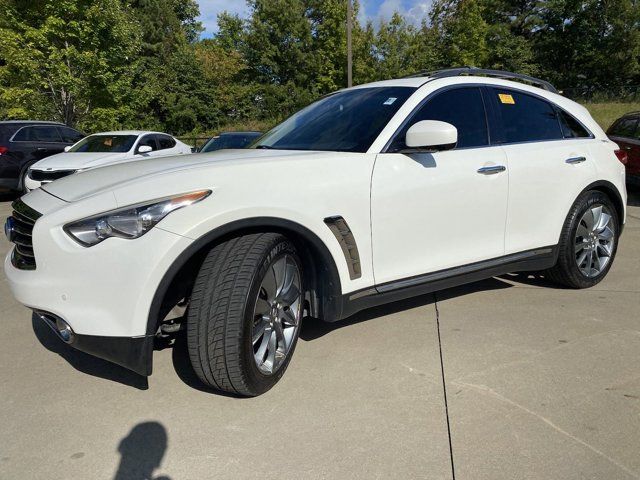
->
[575,205,616,278]
[251,254,302,375]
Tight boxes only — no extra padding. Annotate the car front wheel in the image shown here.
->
[187,233,304,396]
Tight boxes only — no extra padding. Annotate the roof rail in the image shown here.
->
[404,66,558,94]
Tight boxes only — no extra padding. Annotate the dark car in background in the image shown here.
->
[607,112,640,187]
[199,131,262,153]
[0,121,84,192]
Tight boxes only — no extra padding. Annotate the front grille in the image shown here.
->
[28,169,76,182]
[6,200,42,270]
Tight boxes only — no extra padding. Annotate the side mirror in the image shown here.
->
[64,146,71,152]
[405,120,457,152]
[137,145,153,154]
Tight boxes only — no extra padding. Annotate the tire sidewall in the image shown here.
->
[240,237,303,395]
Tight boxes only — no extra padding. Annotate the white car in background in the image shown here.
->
[24,131,191,191]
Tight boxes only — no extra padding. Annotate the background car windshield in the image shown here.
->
[69,135,137,153]
[253,87,416,152]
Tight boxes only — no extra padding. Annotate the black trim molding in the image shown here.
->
[324,216,362,280]
[337,246,559,320]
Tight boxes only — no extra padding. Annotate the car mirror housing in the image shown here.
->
[405,120,457,152]
[137,145,153,154]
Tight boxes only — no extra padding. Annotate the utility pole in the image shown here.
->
[347,0,353,87]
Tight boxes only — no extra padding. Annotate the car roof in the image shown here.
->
[0,120,65,125]
[351,75,557,94]
[89,130,173,136]
[219,131,262,136]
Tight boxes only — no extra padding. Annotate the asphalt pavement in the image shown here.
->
[1,191,639,480]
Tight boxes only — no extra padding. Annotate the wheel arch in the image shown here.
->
[146,217,344,336]
[582,180,625,233]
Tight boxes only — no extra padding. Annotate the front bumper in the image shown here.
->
[34,310,154,375]
[4,189,194,375]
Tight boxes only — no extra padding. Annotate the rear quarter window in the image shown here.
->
[558,110,592,138]
[492,88,563,143]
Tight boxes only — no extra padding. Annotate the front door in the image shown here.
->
[371,86,509,285]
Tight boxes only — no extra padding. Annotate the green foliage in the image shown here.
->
[1,0,639,136]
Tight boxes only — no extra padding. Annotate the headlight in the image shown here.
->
[64,190,211,247]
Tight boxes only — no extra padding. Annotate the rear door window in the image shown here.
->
[13,125,63,142]
[608,117,638,138]
[157,135,176,150]
[491,88,563,144]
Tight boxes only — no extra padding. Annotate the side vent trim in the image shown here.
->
[324,216,362,280]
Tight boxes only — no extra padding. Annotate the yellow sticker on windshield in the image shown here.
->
[498,93,515,104]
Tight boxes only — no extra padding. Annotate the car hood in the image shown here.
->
[40,149,334,202]
[30,152,131,170]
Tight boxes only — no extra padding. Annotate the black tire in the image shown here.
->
[187,233,303,396]
[546,190,619,288]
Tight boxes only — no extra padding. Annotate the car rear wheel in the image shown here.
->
[187,233,304,396]
[546,190,619,288]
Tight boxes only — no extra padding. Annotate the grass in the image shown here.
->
[581,102,640,131]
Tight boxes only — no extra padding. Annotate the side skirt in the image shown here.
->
[337,246,558,320]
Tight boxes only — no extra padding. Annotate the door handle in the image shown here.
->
[565,156,586,164]
[623,145,632,150]
[477,165,506,175]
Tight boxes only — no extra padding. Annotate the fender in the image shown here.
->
[579,180,625,235]
[146,217,344,336]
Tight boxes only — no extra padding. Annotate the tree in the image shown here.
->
[0,0,140,128]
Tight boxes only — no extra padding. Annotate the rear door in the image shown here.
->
[608,115,640,178]
[488,87,597,254]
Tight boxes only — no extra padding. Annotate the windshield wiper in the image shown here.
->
[255,145,273,149]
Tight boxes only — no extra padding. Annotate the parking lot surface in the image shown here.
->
[1,193,639,480]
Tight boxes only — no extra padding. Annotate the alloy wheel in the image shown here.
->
[251,254,302,375]
[574,205,615,278]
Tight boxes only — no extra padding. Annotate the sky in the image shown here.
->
[197,0,433,38]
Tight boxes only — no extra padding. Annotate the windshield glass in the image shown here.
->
[201,133,261,152]
[69,135,137,153]
[253,87,416,152]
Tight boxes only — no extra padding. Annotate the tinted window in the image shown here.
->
[558,110,591,138]
[253,87,415,152]
[69,135,137,153]
[58,126,85,143]
[13,125,62,142]
[493,89,563,143]
[202,133,261,152]
[157,135,176,150]
[137,135,158,152]
[389,87,488,151]
[608,117,638,138]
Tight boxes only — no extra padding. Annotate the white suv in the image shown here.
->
[4,68,627,396]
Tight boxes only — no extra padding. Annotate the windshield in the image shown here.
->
[201,133,261,152]
[253,87,416,152]
[69,135,137,153]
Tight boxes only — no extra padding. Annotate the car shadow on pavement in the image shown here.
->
[31,313,149,390]
[114,421,171,480]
